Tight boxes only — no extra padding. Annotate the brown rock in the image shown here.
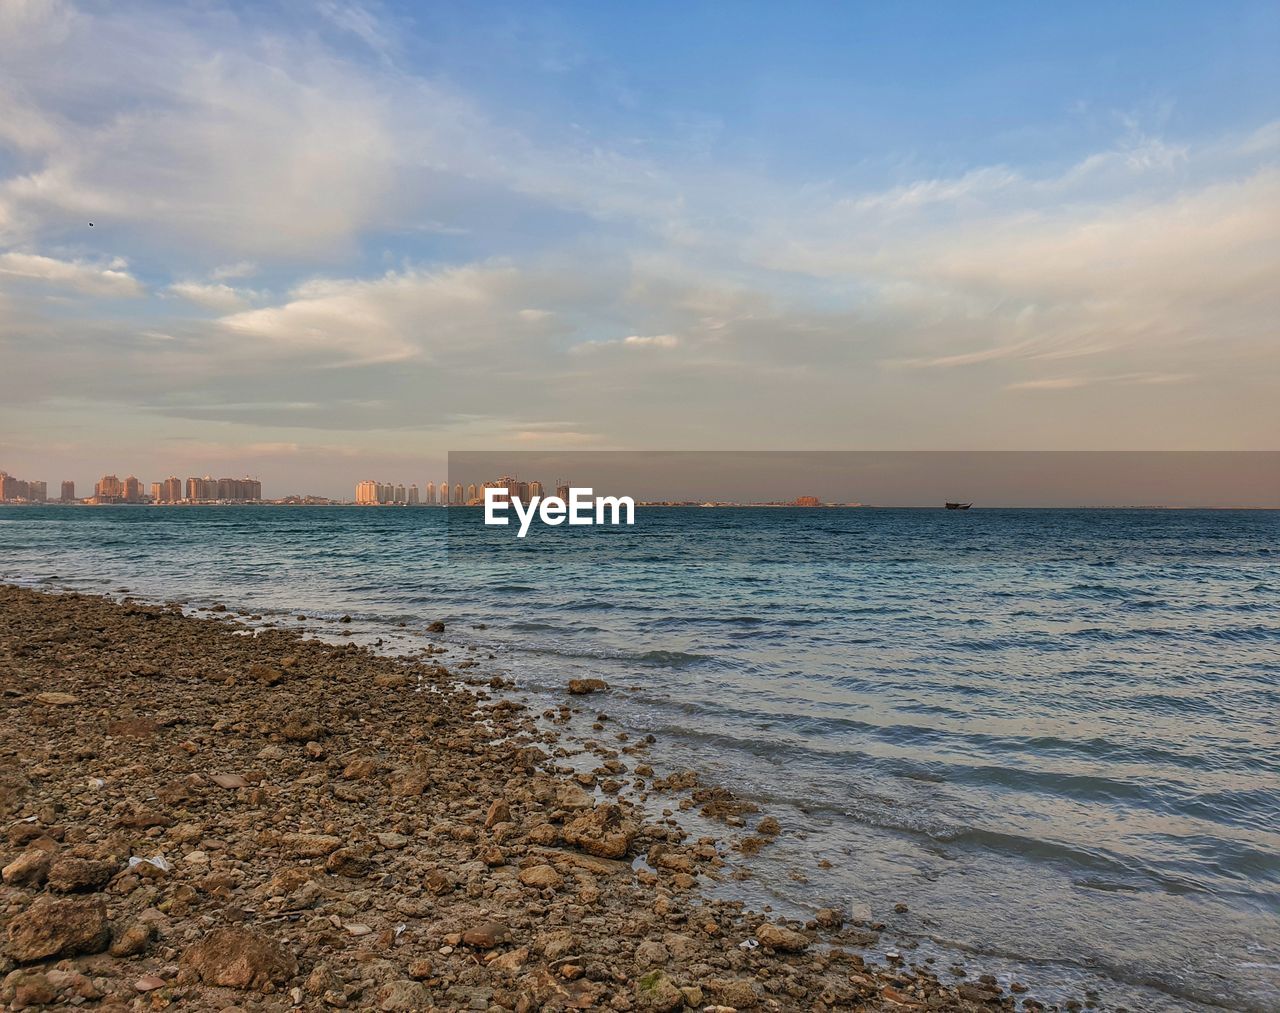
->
[635,970,684,1012]
[35,691,78,706]
[343,756,378,780]
[562,804,636,859]
[109,921,153,957]
[755,922,809,952]
[279,832,342,857]
[376,979,432,1010]
[518,864,563,889]
[325,845,373,877]
[6,895,110,962]
[462,921,512,950]
[2,850,51,887]
[485,798,510,828]
[179,926,297,991]
[567,678,608,695]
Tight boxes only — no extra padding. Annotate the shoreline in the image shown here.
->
[3,585,1056,1010]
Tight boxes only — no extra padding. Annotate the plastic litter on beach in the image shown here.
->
[127,854,173,873]
[738,938,759,950]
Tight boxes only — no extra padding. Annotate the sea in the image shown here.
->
[1,504,1277,1011]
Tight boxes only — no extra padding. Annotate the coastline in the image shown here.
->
[0,585,1026,1012]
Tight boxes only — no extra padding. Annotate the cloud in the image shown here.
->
[1007,373,1193,391]
[167,281,257,312]
[0,251,142,296]
[215,263,551,366]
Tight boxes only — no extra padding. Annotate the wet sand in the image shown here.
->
[1,585,1039,1011]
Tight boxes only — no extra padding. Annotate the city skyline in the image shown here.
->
[0,2,1276,495]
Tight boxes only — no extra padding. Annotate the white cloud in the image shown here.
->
[167,281,256,312]
[0,251,142,296]
[216,264,546,366]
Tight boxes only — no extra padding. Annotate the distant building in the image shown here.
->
[555,483,570,502]
[186,476,218,501]
[150,482,162,502]
[161,476,183,502]
[355,480,378,505]
[394,483,407,504]
[95,474,124,502]
[793,496,821,507]
[453,482,463,505]
[529,481,543,499]
[29,480,46,502]
[123,476,143,503]
[60,480,76,503]
[425,481,436,505]
[466,483,478,504]
[408,484,420,506]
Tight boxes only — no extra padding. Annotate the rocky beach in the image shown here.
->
[3,585,1066,1010]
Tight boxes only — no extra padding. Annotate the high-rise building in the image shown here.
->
[529,481,543,499]
[556,483,571,502]
[123,476,143,503]
[466,483,478,504]
[453,482,463,506]
[355,480,378,505]
[394,483,407,504]
[150,482,162,502]
[408,484,420,505]
[28,480,46,502]
[425,481,435,505]
[161,476,182,502]
[440,480,450,505]
[60,480,76,503]
[95,474,124,501]
[186,476,218,501]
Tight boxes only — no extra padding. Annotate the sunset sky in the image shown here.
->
[1,1,1277,497]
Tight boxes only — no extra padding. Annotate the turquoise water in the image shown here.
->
[2,505,1277,1010]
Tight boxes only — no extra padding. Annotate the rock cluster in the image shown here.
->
[0,586,1033,1010]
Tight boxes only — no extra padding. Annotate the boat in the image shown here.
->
[945,502,972,510]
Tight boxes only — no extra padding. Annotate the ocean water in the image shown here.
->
[1,504,1277,1010]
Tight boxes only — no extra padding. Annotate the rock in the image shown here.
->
[567,678,608,695]
[555,783,595,811]
[11,972,57,1008]
[279,832,342,857]
[209,772,249,789]
[179,926,297,991]
[756,816,781,836]
[484,798,510,828]
[46,856,116,893]
[462,921,512,950]
[487,945,529,974]
[325,845,373,877]
[109,921,153,957]
[635,969,684,1012]
[374,672,410,689]
[518,864,563,890]
[562,804,637,859]
[376,831,408,849]
[634,940,669,968]
[389,768,430,797]
[705,978,760,1008]
[815,907,843,928]
[755,923,809,952]
[407,958,434,979]
[6,896,110,962]
[426,621,445,633]
[377,979,432,1010]
[2,850,51,887]
[343,756,377,780]
[35,692,78,706]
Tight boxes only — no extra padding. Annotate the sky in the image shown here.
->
[0,0,1277,498]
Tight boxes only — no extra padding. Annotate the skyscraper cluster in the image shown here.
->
[86,474,262,504]
[354,476,554,506]
[0,471,46,502]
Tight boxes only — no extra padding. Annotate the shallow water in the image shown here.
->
[2,504,1277,1010]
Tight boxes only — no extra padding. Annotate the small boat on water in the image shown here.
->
[945,502,972,510]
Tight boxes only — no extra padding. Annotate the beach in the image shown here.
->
[0,584,1026,1011]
